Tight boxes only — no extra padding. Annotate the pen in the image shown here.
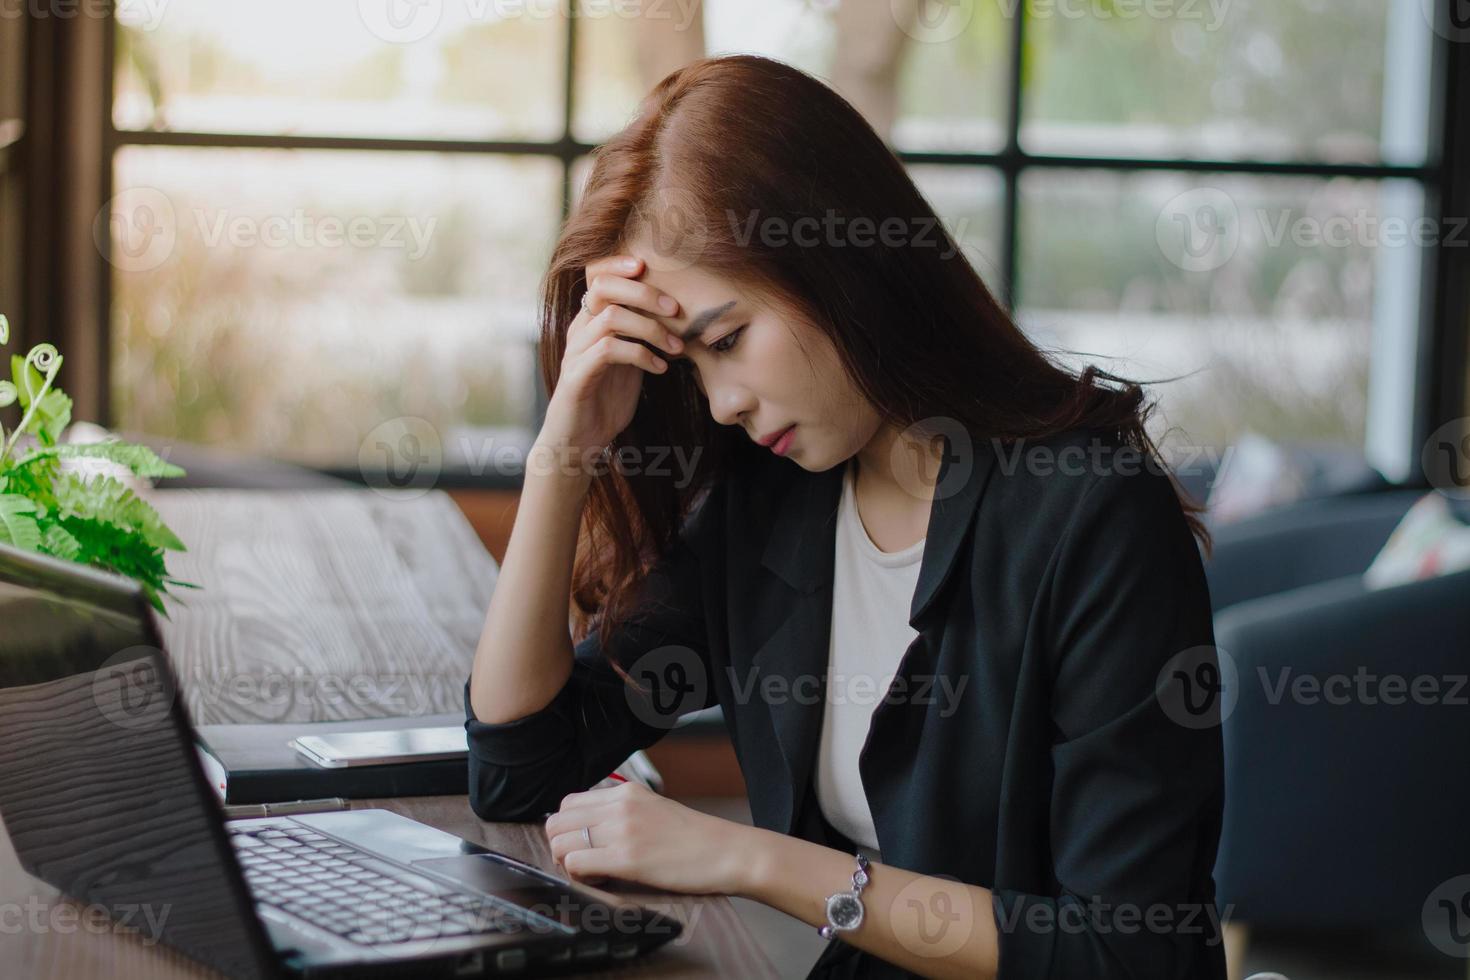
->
[222,797,350,819]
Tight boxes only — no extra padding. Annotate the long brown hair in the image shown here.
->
[539,54,1210,667]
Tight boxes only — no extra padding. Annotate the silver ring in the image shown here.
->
[582,826,593,849]
[581,292,591,312]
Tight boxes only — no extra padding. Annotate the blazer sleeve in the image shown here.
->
[463,483,723,823]
[992,466,1227,980]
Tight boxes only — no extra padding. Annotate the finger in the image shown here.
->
[575,334,669,379]
[543,802,610,840]
[585,304,684,359]
[584,272,680,321]
[583,254,643,283]
[568,303,682,362]
[547,825,603,866]
[562,842,630,883]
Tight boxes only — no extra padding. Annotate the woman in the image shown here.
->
[464,54,1226,980]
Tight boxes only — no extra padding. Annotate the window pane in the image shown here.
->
[906,164,1006,286]
[572,6,661,142]
[1017,170,1423,450]
[891,2,1009,152]
[0,9,21,122]
[109,147,561,467]
[575,0,1007,151]
[1021,0,1434,164]
[115,1,566,141]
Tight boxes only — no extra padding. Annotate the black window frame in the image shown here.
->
[79,6,1468,490]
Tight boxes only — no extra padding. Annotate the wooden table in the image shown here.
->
[0,488,776,979]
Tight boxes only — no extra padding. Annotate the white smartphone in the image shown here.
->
[289,726,469,769]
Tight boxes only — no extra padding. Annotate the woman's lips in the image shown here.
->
[771,425,796,456]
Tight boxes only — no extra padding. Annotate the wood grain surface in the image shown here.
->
[0,488,775,980]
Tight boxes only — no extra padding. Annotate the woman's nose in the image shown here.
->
[707,383,756,428]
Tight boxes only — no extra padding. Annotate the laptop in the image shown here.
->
[0,541,683,978]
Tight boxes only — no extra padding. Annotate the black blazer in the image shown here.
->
[464,428,1227,980]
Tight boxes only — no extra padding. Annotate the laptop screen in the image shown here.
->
[0,543,278,979]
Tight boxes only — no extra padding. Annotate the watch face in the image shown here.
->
[826,893,864,931]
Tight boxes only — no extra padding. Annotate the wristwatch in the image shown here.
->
[818,852,871,940]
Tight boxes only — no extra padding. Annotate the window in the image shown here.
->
[0,10,23,324]
[103,1,1451,484]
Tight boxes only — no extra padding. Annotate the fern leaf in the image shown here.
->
[16,441,185,479]
[39,523,81,561]
[0,494,41,551]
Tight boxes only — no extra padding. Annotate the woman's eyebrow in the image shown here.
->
[670,300,738,342]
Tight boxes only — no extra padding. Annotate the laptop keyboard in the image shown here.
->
[229,824,546,947]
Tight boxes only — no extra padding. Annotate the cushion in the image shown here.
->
[1363,492,1470,589]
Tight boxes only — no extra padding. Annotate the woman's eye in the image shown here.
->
[710,325,746,354]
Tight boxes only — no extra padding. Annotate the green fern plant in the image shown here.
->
[0,314,196,615]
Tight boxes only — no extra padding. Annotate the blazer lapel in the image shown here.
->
[745,433,997,839]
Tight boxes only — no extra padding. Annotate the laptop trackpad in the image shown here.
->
[413,855,587,929]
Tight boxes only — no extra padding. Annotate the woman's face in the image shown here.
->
[627,238,882,472]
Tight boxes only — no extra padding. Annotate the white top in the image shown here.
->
[814,458,925,864]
